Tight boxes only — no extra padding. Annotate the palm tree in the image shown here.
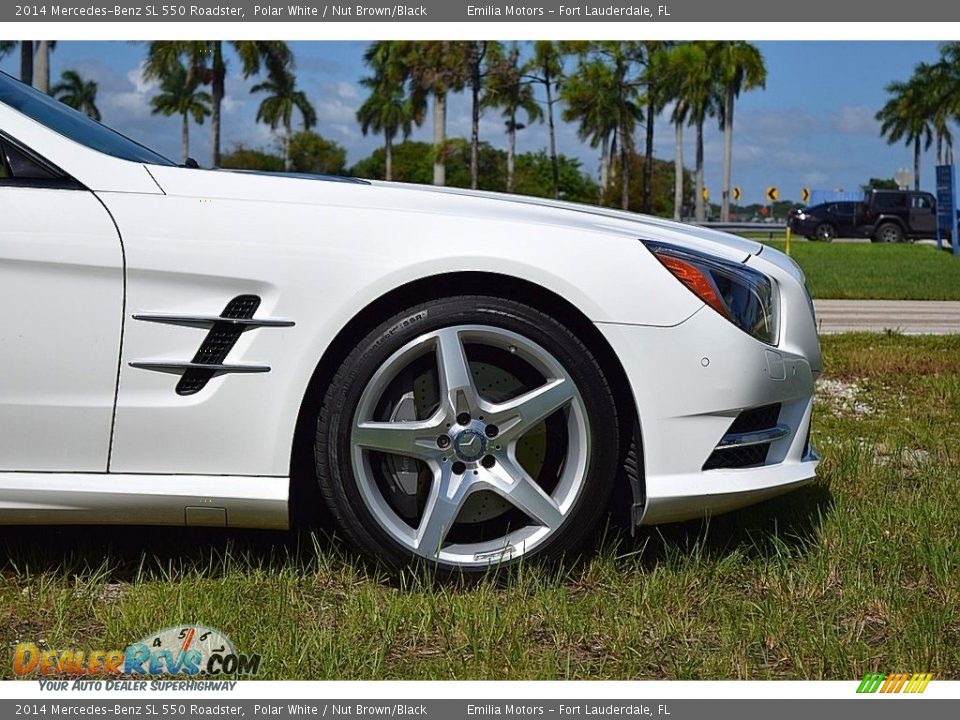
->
[661,43,719,222]
[714,41,767,221]
[252,61,317,171]
[357,42,423,181]
[52,70,101,121]
[524,41,565,198]
[561,58,621,200]
[485,44,543,193]
[569,42,645,210]
[144,41,293,168]
[402,41,466,186]
[913,61,955,164]
[149,62,211,163]
[638,41,671,214]
[876,76,934,190]
[0,42,15,61]
[461,41,500,189]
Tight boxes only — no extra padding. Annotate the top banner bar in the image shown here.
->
[4,0,960,23]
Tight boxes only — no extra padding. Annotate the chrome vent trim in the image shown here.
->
[129,361,270,376]
[129,294,292,395]
[132,314,294,329]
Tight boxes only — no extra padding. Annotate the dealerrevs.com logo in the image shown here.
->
[13,625,261,678]
[857,673,934,694]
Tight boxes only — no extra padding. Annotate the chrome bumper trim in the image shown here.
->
[716,424,790,449]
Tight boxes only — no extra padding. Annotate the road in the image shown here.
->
[813,299,960,334]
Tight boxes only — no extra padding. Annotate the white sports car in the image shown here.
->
[0,71,820,571]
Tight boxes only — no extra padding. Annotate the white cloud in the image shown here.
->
[830,105,879,136]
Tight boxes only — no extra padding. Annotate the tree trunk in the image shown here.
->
[507,119,516,193]
[283,127,292,172]
[20,41,33,85]
[470,66,480,190]
[695,116,705,222]
[33,41,50,93]
[385,132,393,182]
[620,122,630,211]
[721,84,734,222]
[914,136,921,191]
[599,134,610,200]
[673,117,684,222]
[211,42,224,168]
[545,72,559,199]
[181,112,190,164]
[432,92,446,186]
[644,92,655,214]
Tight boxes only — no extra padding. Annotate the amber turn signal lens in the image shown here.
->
[656,254,730,319]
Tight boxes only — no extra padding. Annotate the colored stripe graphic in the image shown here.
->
[857,673,886,693]
[857,672,932,693]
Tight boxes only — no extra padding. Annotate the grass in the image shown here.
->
[754,239,960,301]
[2,334,959,680]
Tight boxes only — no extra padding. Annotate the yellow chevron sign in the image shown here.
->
[765,186,779,202]
[801,187,810,203]
[733,186,741,202]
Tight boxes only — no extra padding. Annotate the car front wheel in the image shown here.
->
[315,295,620,572]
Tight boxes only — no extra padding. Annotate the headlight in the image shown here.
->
[644,241,780,345]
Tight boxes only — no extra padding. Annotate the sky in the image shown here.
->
[0,40,949,205]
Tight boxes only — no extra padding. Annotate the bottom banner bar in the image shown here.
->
[1,700,955,719]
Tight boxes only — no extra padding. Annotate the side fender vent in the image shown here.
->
[176,295,262,396]
[129,295,295,396]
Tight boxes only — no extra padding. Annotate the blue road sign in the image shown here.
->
[935,164,959,255]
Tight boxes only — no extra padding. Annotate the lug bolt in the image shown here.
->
[437,435,451,449]
[452,461,467,475]
[480,455,496,469]
[484,424,499,438]
[456,412,471,426]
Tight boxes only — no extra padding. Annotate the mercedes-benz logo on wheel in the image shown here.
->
[453,429,487,462]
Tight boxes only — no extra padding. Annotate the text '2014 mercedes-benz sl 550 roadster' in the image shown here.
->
[0,71,820,572]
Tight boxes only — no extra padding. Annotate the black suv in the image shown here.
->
[857,189,937,243]
[788,201,861,241]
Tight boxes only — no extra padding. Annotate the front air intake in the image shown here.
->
[702,403,785,470]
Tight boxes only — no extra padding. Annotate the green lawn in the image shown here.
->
[2,335,959,680]
[759,240,960,300]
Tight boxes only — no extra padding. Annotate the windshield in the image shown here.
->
[0,70,175,166]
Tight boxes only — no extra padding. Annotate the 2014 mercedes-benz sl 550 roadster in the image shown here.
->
[0,71,820,571]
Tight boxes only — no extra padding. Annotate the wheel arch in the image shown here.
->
[287,271,644,525]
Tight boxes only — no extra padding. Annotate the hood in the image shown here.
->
[144,165,763,262]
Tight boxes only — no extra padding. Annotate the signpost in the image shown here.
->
[935,165,959,256]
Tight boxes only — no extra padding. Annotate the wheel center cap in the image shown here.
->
[453,428,487,462]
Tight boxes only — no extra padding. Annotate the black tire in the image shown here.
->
[814,223,836,242]
[314,295,620,573]
[874,222,904,243]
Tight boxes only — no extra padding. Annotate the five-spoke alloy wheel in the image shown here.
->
[315,296,619,572]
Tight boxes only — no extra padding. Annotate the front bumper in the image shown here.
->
[597,249,821,525]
